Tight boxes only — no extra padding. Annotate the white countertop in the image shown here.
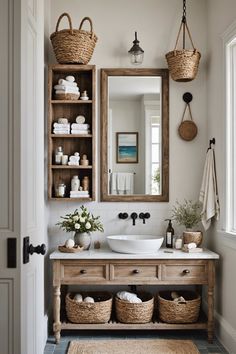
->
[50,247,219,260]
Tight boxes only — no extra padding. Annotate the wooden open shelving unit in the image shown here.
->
[48,64,96,201]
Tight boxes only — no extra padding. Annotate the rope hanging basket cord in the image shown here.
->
[165,0,201,82]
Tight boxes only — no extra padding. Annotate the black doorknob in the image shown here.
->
[28,243,46,256]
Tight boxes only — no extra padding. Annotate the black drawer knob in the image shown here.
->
[80,269,87,274]
[133,269,140,274]
[182,269,190,274]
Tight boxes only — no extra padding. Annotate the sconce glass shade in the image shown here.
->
[128,31,144,65]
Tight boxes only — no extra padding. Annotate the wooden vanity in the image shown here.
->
[50,248,219,344]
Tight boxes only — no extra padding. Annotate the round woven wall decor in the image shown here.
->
[178,120,198,141]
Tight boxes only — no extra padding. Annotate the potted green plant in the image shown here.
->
[171,200,202,246]
[56,206,104,250]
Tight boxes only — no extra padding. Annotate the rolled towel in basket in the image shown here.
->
[54,85,79,92]
[117,291,142,303]
[58,79,77,87]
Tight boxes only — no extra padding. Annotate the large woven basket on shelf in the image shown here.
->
[50,13,98,64]
[166,21,201,82]
[158,291,201,324]
[66,292,112,324]
[115,292,154,324]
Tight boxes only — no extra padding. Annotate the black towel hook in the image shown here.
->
[208,138,215,151]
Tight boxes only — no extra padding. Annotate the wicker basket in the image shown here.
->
[183,231,203,246]
[50,13,98,64]
[158,291,200,324]
[55,93,80,101]
[115,292,154,324]
[66,292,112,324]
[166,21,201,82]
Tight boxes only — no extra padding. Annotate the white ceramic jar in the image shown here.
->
[71,175,80,191]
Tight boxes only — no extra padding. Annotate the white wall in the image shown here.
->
[207,1,236,352]
[47,0,208,249]
[110,99,144,194]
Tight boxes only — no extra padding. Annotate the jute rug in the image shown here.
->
[67,339,200,354]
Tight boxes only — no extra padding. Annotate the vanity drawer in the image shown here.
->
[161,262,208,283]
[61,261,109,284]
[110,264,159,283]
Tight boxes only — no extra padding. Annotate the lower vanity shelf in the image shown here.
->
[60,312,208,330]
[50,248,219,344]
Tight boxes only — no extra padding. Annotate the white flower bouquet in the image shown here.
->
[56,206,104,234]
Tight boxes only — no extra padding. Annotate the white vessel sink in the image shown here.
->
[106,235,164,254]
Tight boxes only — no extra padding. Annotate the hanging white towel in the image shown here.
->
[199,148,220,230]
[110,172,134,195]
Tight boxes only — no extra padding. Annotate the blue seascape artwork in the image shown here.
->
[118,146,137,161]
[117,133,138,162]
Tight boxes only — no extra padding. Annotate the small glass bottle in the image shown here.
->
[82,176,89,191]
[56,183,66,198]
[55,146,63,164]
[165,219,174,248]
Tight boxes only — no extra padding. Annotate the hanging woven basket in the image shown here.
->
[166,1,201,82]
[50,13,98,64]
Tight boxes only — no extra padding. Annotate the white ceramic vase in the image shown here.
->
[74,232,91,250]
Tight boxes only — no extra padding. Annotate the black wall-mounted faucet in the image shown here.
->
[118,212,128,220]
[131,212,138,226]
[139,212,151,224]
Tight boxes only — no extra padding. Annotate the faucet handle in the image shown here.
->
[130,212,138,226]
[118,212,128,220]
[144,212,150,219]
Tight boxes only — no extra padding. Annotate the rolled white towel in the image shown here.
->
[187,242,197,249]
[53,123,70,129]
[66,75,75,82]
[71,130,89,135]
[58,79,77,87]
[84,296,94,303]
[173,296,186,303]
[58,118,69,124]
[117,291,142,303]
[74,293,83,302]
[71,123,90,130]
[54,85,79,92]
[53,130,70,134]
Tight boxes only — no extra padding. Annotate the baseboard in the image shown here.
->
[44,314,48,346]
[202,299,236,353]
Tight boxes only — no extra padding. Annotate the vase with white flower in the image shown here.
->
[56,206,104,250]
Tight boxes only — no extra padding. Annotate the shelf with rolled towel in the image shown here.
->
[48,64,96,201]
[50,100,92,104]
[51,134,93,138]
[51,165,92,169]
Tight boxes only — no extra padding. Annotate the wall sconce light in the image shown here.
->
[128,31,144,65]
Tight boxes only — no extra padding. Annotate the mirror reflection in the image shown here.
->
[100,68,169,202]
[108,76,162,195]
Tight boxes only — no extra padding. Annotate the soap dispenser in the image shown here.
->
[165,219,174,248]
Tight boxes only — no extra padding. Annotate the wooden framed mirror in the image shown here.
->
[100,68,169,202]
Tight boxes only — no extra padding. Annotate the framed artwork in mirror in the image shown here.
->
[116,132,138,163]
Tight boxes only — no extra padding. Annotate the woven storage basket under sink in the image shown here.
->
[66,292,112,324]
[158,290,200,324]
[115,292,154,324]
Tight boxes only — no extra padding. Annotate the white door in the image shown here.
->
[0,0,45,353]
